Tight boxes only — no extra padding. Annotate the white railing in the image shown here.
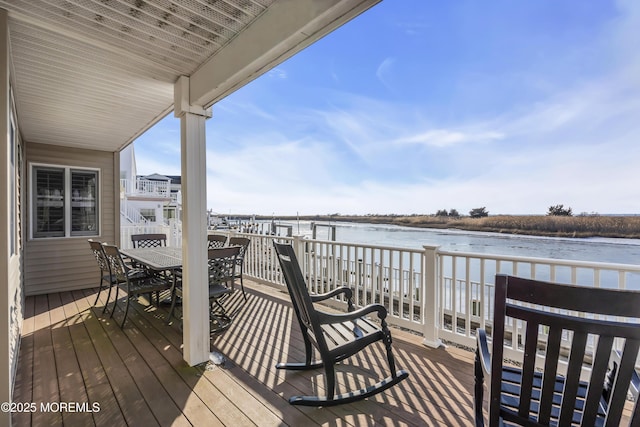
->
[120,220,182,249]
[237,232,640,353]
[120,227,640,358]
[120,204,148,225]
[120,178,171,198]
[435,250,640,350]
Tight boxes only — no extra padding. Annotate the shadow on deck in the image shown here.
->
[13,279,476,426]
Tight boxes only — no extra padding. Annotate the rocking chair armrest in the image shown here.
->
[476,328,491,377]
[316,303,387,325]
[310,286,353,303]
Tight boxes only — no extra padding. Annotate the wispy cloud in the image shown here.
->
[267,68,287,79]
[376,57,396,92]
[396,129,504,147]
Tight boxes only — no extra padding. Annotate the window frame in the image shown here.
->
[29,163,101,239]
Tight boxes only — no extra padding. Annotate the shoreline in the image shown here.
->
[251,214,640,239]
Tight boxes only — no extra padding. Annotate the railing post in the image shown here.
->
[422,244,442,348]
[292,234,306,278]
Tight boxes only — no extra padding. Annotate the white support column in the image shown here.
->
[175,76,212,366]
[422,244,442,348]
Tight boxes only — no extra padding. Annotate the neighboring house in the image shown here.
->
[0,2,381,423]
[120,145,182,226]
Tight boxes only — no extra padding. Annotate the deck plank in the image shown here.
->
[59,291,127,427]
[71,290,160,426]
[30,294,62,427]
[14,279,480,427]
[47,292,95,427]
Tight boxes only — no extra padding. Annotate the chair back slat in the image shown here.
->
[207,234,228,249]
[102,244,129,282]
[488,274,640,426]
[538,327,563,424]
[228,237,250,261]
[273,242,322,346]
[131,233,167,248]
[208,246,239,285]
[607,339,640,426]
[558,330,588,425]
[517,320,538,419]
[582,336,615,425]
[88,239,108,271]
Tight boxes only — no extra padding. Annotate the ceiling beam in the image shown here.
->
[189,0,381,107]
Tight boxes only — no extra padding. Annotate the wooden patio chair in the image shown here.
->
[228,236,250,301]
[207,233,228,249]
[102,244,172,328]
[88,239,115,313]
[167,246,240,333]
[272,242,409,406]
[475,274,640,426]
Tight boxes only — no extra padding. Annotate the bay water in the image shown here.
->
[275,220,640,266]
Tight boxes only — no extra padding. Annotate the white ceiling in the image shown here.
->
[1,0,380,152]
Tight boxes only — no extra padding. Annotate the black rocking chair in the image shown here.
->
[475,274,640,426]
[273,242,409,406]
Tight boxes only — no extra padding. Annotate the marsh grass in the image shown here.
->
[448,215,640,238]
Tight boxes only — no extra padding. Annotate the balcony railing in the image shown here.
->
[120,178,171,198]
[119,226,640,364]
[238,232,640,361]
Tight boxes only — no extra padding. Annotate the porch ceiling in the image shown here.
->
[1,0,380,152]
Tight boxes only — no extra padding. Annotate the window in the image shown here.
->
[140,208,156,223]
[32,165,99,238]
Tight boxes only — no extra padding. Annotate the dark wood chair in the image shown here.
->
[207,234,228,249]
[272,242,409,406]
[131,233,167,248]
[88,239,115,313]
[228,236,250,301]
[102,244,172,328]
[167,246,240,333]
[475,274,640,426]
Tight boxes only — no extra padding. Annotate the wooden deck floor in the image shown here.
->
[13,280,477,426]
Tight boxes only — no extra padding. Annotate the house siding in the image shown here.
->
[24,142,116,296]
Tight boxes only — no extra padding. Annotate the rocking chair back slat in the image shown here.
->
[276,252,320,340]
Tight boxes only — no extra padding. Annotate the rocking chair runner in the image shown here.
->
[273,242,409,406]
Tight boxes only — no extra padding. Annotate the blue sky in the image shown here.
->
[133,0,640,216]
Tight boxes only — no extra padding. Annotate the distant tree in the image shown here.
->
[547,204,573,216]
[449,209,460,218]
[469,207,489,218]
[435,209,449,217]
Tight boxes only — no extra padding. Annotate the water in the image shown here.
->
[274,220,640,266]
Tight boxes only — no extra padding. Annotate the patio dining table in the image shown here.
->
[120,246,182,309]
[120,246,183,272]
